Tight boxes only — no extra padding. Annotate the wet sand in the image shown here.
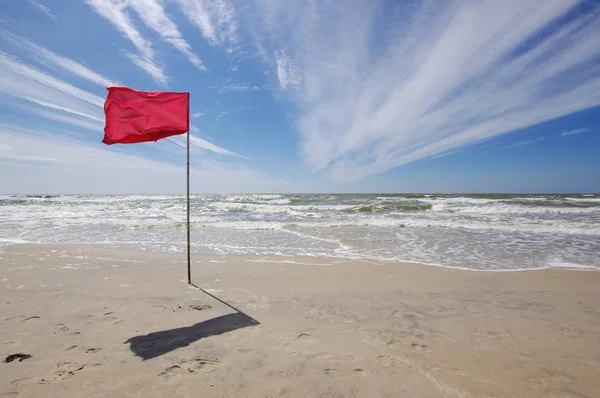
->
[1,244,599,397]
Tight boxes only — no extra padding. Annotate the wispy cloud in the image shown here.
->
[0,52,104,131]
[275,50,301,90]
[558,128,590,137]
[168,127,237,157]
[215,111,228,121]
[1,99,104,132]
[0,52,104,108]
[84,0,166,85]
[124,52,167,86]
[192,112,204,118]
[0,139,64,163]
[127,0,206,70]
[27,0,57,22]
[27,107,104,131]
[21,97,103,123]
[0,126,276,194]
[0,30,119,87]
[211,82,258,94]
[251,0,600,181]
[174,0,238,49]
[510,137,545,148]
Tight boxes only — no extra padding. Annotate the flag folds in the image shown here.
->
[103,87,189,145]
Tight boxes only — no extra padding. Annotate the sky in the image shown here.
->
[1,0,599,194]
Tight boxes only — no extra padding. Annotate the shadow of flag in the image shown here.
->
[125,312,260,360]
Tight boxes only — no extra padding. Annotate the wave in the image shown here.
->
[430,203,600,214]
[343,203,433,213]
[564,197,600,203]
[3,192,599,272]
[180,216,600,236]
[223,194,291,205]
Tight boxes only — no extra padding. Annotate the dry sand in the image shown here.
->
[1,244,599,398]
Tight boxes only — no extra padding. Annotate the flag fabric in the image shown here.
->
[103,87,189,145]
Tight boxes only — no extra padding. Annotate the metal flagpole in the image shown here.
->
[186,96,191,284]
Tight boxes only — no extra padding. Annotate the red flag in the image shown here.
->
[102,87,189,145]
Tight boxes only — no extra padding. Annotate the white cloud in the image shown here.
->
[174,0,238,48]
[27,107,104,131]
[124,52,168,86]
[510,137,545,148]
[192,112,204,118]
[250,0,600,181]
[167,127,237,157]
[211,82,259,94]
[0,138,64,162]
[0,52,106,132]
[0,126,287,194]
[275,50,301,90]
[0,30,119,87]
[558,128,590,137]
[21,97,103,122]
[215,111,228,121]
[189,135,234,156]
[84,0,166,85]
[0,52,104,107]
[127,0,206,70]
[27,0,57,22]
[1,99,103,132]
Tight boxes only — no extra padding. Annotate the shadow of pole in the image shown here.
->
[189,283,256,320]
[125,284,259,360]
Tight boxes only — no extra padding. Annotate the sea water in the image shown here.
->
[1,194,599,271]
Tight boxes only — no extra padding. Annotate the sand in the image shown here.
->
[1,244,599,398]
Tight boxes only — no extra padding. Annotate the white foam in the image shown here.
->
[245,258,331,266]
[564,197,600,202]
[430,203,600,215]
[544,260,598,270]
[190,216,600,236]
[391,259,599,273]
[3,194,600,272]
[224,194,290,204]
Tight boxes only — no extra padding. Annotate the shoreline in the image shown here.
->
[1,241,598,274]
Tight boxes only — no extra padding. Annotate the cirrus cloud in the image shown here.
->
[250,0,600,181]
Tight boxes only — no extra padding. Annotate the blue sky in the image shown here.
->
[1,0,599,194]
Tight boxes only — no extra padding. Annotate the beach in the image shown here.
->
[1,243,599,397]
[3,0,600,395]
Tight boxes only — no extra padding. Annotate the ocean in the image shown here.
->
[1,193,599,272]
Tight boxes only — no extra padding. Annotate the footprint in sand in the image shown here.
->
[157,365,182,382]
[187,302,212,311]
[158,358,220,382]
[54,324,69,332]
[10,364,87,385]
[164,301,213,312]
[3,315,40,325]
[411,342,430,352]
[286,331,319,346]
[55,325,82,337]
[85,312,120,325]
[18,361,104,384]
[324,367,366,377]
[375,354,396,368]
[53,361,86,380]
[10,376,41,387]
[63,345,102,354]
